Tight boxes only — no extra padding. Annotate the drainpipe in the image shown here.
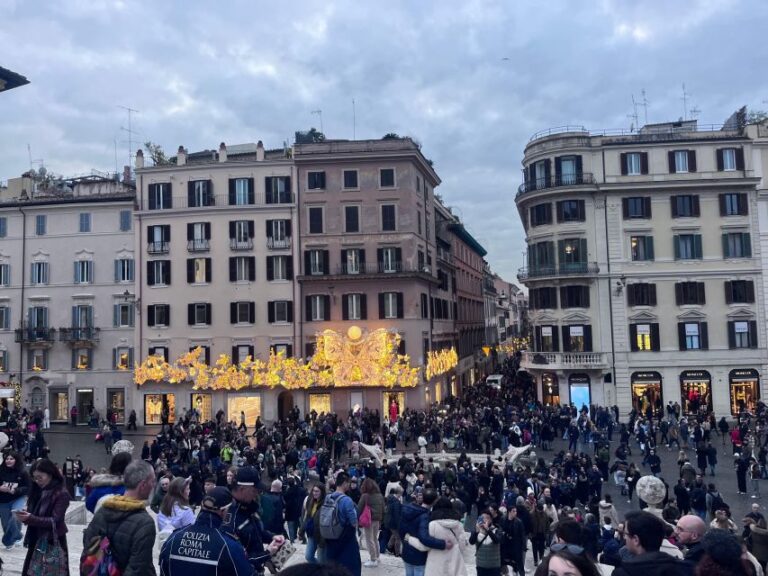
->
[17,206,26,408]
[601,148,617,406]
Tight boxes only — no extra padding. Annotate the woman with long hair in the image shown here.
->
[533,549,602,576]
[0,451,29,549]
[17,458,71,575]
[299,483,326,563]
[357,477,385,567]
[404,496,467,576]
[157,477,195,533]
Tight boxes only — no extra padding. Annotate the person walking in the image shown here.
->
[500,506,526,576]
[529,502,551,565]
[17,458,71,576]
[322,472,361,576]
[0,451,29,550]
[82,460,157,575]
[43,407,50,429]
[260,479,287,537]
[358,477,385,568]
[299,483,326,563]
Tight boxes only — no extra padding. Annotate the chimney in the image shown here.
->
[256,140,265,161]
[122,165,132,183]
[177,146,187,166]
[135,148,144,169]
[219,142,227,163]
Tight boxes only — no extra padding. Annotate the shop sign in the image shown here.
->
[542,326,552,336]
[730,368,759,380]
[680,370,710,380]
[569,326,583,337]
[631,371,662,382]
[569,374,590,384]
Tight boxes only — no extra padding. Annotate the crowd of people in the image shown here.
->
[0,355,767,576]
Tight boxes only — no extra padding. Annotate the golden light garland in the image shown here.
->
[495,337,530,356]
[425,347,458,380]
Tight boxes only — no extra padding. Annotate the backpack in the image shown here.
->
[80,533,122,576]
[709,491,727,513]
[319,493,346,540]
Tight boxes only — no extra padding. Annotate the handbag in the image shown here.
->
[359,503,372,528]
[27,518,68,576]
[267,540,296,574]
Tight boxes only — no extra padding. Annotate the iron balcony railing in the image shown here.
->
[59,327,101,343]
[267,237,292,250]
[147,193,295,210]
[15,327,56,343]
[517,172,595,195]
[147,241,170,254]
[187,239,210,252]
[517,262,599,281]
[229,238,253,251]
[335,262,405,275]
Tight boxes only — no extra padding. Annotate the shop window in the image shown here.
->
[227,395,261,425]
[631,373,663,416]
[309,393,332,416]
[729,369,760,415]
[191,393,212,422]
[542,373,560,405]
[144,394,175,425]
[680,371,713,415]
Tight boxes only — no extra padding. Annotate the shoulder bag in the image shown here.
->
[27,518,68,576]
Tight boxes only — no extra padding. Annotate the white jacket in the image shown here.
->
[406,518,468,576]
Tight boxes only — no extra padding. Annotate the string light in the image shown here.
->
[425,348,458,380]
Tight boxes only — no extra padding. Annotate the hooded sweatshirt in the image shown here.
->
[83,495,157,576]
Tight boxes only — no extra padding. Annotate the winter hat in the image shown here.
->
[700,529,743,568]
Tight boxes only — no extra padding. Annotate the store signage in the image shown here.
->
[570,326,583,337]
[680,370,710,380]
[637,325,651,335]
[542,326,552,337]
[569,374,590,384]
[685,324,699,336]
[730,368,759,379]
[631,371,662,382]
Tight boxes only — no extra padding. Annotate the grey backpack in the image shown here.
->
[319,493,346,540]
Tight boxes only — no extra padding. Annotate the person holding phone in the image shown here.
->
[470,510,502,576]
[0,451,29,549]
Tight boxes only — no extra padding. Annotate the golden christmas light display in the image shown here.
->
[134,327,420,390]
[425,347,458,380]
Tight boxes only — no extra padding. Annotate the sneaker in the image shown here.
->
[13,539,22,548]
[364,560,379,568]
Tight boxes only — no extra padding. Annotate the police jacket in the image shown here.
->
[220,498,274,559]
[159,510,254,576]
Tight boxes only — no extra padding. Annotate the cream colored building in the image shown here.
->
[517,116,768,417]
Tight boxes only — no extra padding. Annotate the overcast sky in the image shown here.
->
[1,0,767,282]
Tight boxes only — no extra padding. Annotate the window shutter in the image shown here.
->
[164,262,171,285]
[187,181,195,206]
[528,165,536,188]
[265,177,273,202]
[551,326,560,352]
[113,304,119,327]
[230,302,238,323]
[229,221,236,239]
[557,240,565,266]
[304,251,311,275]
[534,326,542,351]
[340,250,347,272]
[248,257,255,281]
[722,234,729,258]
[267,301,275,323]
[678,323,687,350]
[266,257,274,281]
[716,149,724,171]
[556,201,564,222]
[248,302,255,324]
[147,305,155,327]
[640,152,649,174]
[286,257,293,280]
[188,304,195,325]
[379,294,385,319]
[148,186,156,210]
[728,321,736,349]
[544,159,551,187]
[692,195,700,216]
[561,326,571,352]
[305,296,312,322]
[739,194,749,216]
[670,196,678,218]
[675,283,683,305]
[205,304,212,324]
[620,153,628,175]
[73,261,79,283]
[646,237,655,260]
[700,322,709,350]
[643,197,651,218]
[248,221,254,238]
[396,293,404,318]
[287,302,294,323]
[322,250,330,275]
[232,346,239,364]
[627,285,636,307]
[229,257,237,281]
[583,286,590,308]
[186,223,193,241]
[719,194,727,216]
[648,284,657,305]
[228,179,236,205]
[342,295,349,320]
[724,281,733,304]
[360,294,367,320]
[668,151,676,173]
[113,260,119,283]
[693,235,702,259]
[205,259,211,283]
[688,150,697,172]
[750,321,758,348]
[323,296,331,321]
[629,324,638,351]
[736,148,745,171]
[747,281,755,303]
[583,325,592,352]
[622,198,629,219]
[554,157,562,181]
[266,220,273,238]
[147,261,155,285]
[559,287,568,308]
[698,282,706,304]
[650,323,660,351]
[187,259,195,283]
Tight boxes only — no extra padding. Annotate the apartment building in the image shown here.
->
[134,142,299,424]
[517,115,768,417]
[493,275,526,342]
[293,137,442,414]
[432,199,459,397]
[0,172,135,421]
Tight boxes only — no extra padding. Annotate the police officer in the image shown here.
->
[221,467,284,572]
[159,487,254,576]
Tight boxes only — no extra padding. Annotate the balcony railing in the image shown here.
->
[147,193,295,210]
[15,327,56,344]
[517,172,595,196]
[187,239,210,252]
[59,327,100,345]
[229,238,253,251]
[518,262,599,280]
[147,241,170,254]
[267,237,292,250]
[520,351,607,369]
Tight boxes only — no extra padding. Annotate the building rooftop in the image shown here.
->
[0,65,30,93]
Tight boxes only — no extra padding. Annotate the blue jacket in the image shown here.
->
[399,503,446,565]
[159,510,254,576]
[220,499,274,560]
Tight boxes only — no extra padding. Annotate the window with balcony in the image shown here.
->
[627,283,657,306]
[308,207,324,234]
[187,258,211,284]
[230,220,254,250]
[529,287,557,310]
[379,292,403,319]
[229,256,255,282]
[560,285,590,308]
[148,225,171,253]
[621,152,648,175]
[187,222,211,251]
[343,170,359,189]
[188,180,214,207]
[267,256,292,281]
[345,205,360,233]
[29,306,48,330]
[556,155,582,185]
[378,247,401,273]
[306,295,330,322]
[527,159,550,191]
[148,183,172,210]
[671,195,700,218]
[534,325,559,352]
[630,236,654,261]
[35,215,46,236]
[717,148,744,171]
[79,213,91,233]
[562,324,592,352]
[379,168,396,188]
[228,178,254,205]
[527,241,555,275]
[31,262,49,285]
[114,258,134,283]
[0,263,9,286]
[674,234,703,260]
[147,304,170,327]
[675,281,705,305]
[307,171,326,190]
[265,176,291,204]
[629,323,659,351]
[558,238,587,271]
[266,219,291,248]
[529,203,552,227]
[622,197,651,219]
[113,303,134,328]
[556,200,585,223]
[678,322,708,350]
[729,320,757,349]
[147,260,171,286]
[343,293,367,321]
[268,300,293,323]
[305,249,329,276]
[341,249,364,274]
[381,204,396,231]
[74,260,93,284]
[725,280,755,304]
[230,301,255,324]
[720,193,748,216]
[722,233,752,258]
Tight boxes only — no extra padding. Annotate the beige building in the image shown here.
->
[517,115,768,417]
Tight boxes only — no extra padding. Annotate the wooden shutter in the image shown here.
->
[248,302,255,324]
[561,326,571,352]
[147,305,155,327]
[724,281,733,304]
[205,258,211,283]
[629,324,638,351]
[323,295,331,321]
[146,261,155,285]
[266,257,274,281]
[698,282,706,304]
[305,296,312,321]
[670,196,679,218]
[700,322,709,350]
[650,323,660,351]
[247,178,255,204]
[622,198,629,219]
[583,325,592,352]
[643,197,651,218]
[747,281,755,303]
[378,294,385,319]
[228,179,236,205]
[285,220,292,237]
[286,257,293,280]
[322,250,330,275]
[304,251,311,275]
[692,195,700,216]
[187,223,194,240]
[230,302,237,323]
[265,177,273,203]
[627,285,636,307]
[360,294,367,320]
[736,148,745,171]
[232,346,239,364]
[551,326,560,352]
[693,235,702,259]
[286,302,294,323]
[534,326,542,351]
[266,220,273,238]
[248,221,254,238]
[187,304,195,325]
[722,234,730,258]
[640,152,649,174]
[716,149,724,171]
[559,287,568,308]
[554,157,562,182]
[342,295,349,320]
[187,181,195,206]
[675,283,683,305]
[544,159,551,187]
[396,293,404,318]
[187,259,195,283]
[229,257,237,281]
[620,153,628,175]
[649,284,657,306]
[164,261,171,285]
[148,185,157,210]
[750,321,758,349]
[719,194,727,216]
[728,321,736,349]
[677,323,687,350]
[688,150,697,172]
[556,201,564,222]
[247,257,255,281]
[739,193,749,216]
[267,302,275,323]
[205,304,212,324]
[668,151,676,173]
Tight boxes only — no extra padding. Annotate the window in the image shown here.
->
[35,215,46,236]
[529,287,558,310]
[621,152,648,175]
[148,183,172,210]
[558,238,586,269]
[114,347,133,370]
[380,168,395,188]
[148,346,170,361]
[187,258,211,284]
[562,325,592,352]
[343,170,358,189]
[381,204,396,231]
[230,301,255,324]
[74,261,93,284]
[630,236,654,261]
[229,178,254,206]
[556,200,585,223]
[670,150,696,173]
[630,323,659,351]
[627,284,657,307]
[528,241,555,272]
[187,222,211,251]
[0,217,6,237]
[729,320,757,349]
[341,249,364,274]
[622,197,651,219]
[717,148,744,172]
[308,207,324,234]
[0,306,10,330]
[229,256,255,282]
[560,286,590,308]
[0,264,9,286]
[380,292,403,319]
[79,213,91,233]
[147,260,171,286]
[119,210,131,231]
[267,256,292,281]
[671,195,700,218]
[31,262,48,285]
[230,220,254,249]
[679,322,708,351]
[147,304,171,327]
[343,293,366,321]
[266,219,291,245]
[420,293,428,319]
[307,295,330,322]
[148,225,171,253]
[674,234,703,260]
[720,193,748,216]
[0,350,6,371]
[29,306,48,329]
[268,301,293,323]
[723,148,736,171]
[556,156,581,185]
[307,171,326,190]
[534,326,558,352]
[29,349,47,371]
[723,233,752,258]
[231,345,254,364]
[345,205,360,233]
[113,303,134,328]
[114,258,134,283]
[306,249,329,275]
[265,176,291,204]
[529,203,553,226]
[188,180,213,207]
[73,349,92,370]
[189,346,211,366]
[725,280,755,304]
[675,281,706,305]
[378,247,401,273]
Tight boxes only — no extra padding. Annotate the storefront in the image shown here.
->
[631,371,663,416]
[190,392,213,422]
[729,369,760,415]
[308,392,332,416]
[49,388,69,422]
[144,393,176,425]
[541,372,560,405]
[76,389,94,424]
[568,374,591,411]
[680,370,713,415]
[0,386,15,413]
[107,389,125,424]
[226,393,261,425]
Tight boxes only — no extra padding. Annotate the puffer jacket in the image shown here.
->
[406,518,468,576]
[85,473,125,513]
[399,503,446,566]
[357,491,385,522]
[82,495,157,576]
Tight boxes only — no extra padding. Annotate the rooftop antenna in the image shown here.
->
[27,144,43,172]
[628,95,639,132]
[690,106,701,120]
[311,109,324,134]
[118,105,139,172]
[352,98,356,140]
[681,84,690,121]
[640,89,649,125]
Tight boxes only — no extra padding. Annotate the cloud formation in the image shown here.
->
[1,0,767,282]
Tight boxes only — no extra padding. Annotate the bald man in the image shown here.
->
[674,514,707,567]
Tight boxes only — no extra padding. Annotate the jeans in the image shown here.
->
[286,520,298,542]
[404,563,426,576]
[0,497,25,546]
[362,521,380,561]
[305,536,325,563]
